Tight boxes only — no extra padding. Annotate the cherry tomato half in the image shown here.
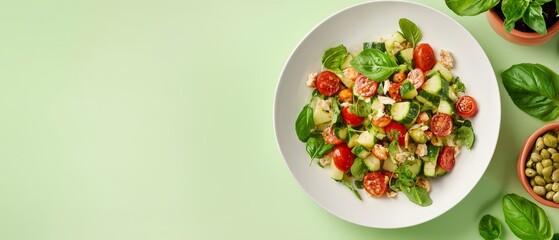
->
[363,172,388,197]
[354,74,379,97]
[332,144,354,172]
[384,121,407,145]
[438,146,456,171]
[430,113,453,137]
[413,43,436,72]
[407,68,425,89]
[341,106,365,127]
[322,126,343,145]
[315,71,341,96]
[455,95,478,118]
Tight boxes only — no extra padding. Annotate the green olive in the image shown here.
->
[536,162,544,175]
[534,186,547,196]
[546,183,554,191]
[531,178,537,187]
[531,152,543,162]
[549,148,558,154]
[536,137,545,151]
[552,153,559,162]
[525,168,537,177]
[543,133,558,148]
[552,169,559,182]
[526,159,534,168]
[535,175,546,186]
[546,191,555,200]
[542,159,553,168]
[553,182,559,192]
[541,149,551,160]
[554,163,559,169]
[554,192,559,203]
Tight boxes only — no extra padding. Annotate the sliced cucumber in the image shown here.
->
[437,99,454,116]
[350,158,367,180]
[390,101,420,124]
[341,54,353,70]
[385,32,406,54]
[426,62,453,82]
[396,48,414,65]
[406,159,423,178]
[347,134,360,148]
[409,128,429,144]
[400,80,418,99]
[357,130,376,149]
[416,90,440,110]
[330,161,344,180]
[351,145,370,159]
[423,161,437,177]
[363,154,381,172]
[334,126,348,140]
[383,156,398,172]
[422,73,450,98]
[435,165,448,177]
[422,143,441,162]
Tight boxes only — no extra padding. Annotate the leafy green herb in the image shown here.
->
[523,1,547,35]
[399,18,422,48]
[556,0,559,17]
[391,164,432,206]
[350,48,405,81]
[341,178,362,200]
[452,77,466,93]
[478,214,502,240]
[295,104,315,142]
[455,125,475,149]
[502,193,554,240]
[363,42,386,52]
[502,0,531,32]
[445,0,499,16]
[354,180,363,189]
[349,99,371,117]
[501,63,559,121]
[553,233,559,240]
[322,45,348,74]
[401,185,432,206]
[305,136,334,161]
[331,98,341,125]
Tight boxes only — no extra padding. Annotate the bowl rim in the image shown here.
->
[517,122,559,208]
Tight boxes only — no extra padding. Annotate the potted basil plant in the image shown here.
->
[445,0,559,45]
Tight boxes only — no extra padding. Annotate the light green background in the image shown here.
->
[0,0,558,239]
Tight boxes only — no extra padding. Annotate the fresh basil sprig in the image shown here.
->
[445,0,499,16]
[305,136,333,160]
[322,44,348,74]
[503,193,554,240]
[350,48,405,81]
[390,162,432,207]
[295,104,315,142]
[399,18,422,48]
[349,99,371,117]
[478,214,502,240]
[501,63,559,121]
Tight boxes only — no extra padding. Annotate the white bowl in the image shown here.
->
[274,0,501,228]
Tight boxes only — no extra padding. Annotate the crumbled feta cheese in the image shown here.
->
[395,152,409,163]
[392,42,404,55]
[306,72,317,88]
[383,80,391,95]
[440,49,454,69]
[316,98,331,112]
[342,67,359,82]
[340,102,351,108]
[386,190,398,198]
[378,96,396,105]
[416,143,427,157]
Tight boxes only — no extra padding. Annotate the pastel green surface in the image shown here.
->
[0,0,558,239]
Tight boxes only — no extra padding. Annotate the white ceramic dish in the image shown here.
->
[273,0,500,228]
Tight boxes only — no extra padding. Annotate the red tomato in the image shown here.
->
[354,74,379,97]
[363,172,388,197]
[455,95,478,118]
[438,146,456,171]
[332,144,354,172]
[413,43,436,72]
[315,71,341,96]
[407,68,425,89]
[322,126,343,145]
[388,82,402,102]
[341,106,365,127]
[430,113,453,137]
[384,121,407,145]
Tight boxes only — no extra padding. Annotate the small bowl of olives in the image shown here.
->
[518,123,559,208]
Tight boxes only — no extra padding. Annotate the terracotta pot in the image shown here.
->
[486,8,559,46]
[517,122,559,208]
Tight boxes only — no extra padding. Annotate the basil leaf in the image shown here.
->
[305,136,333,160]
[341,178,362,200]
[349,99,371,117]
[478,214,503,240]
[523,2,547,35]
[322,45,348,74]
[295,104,315,142]
[535,0,552,5]
[502,0,530,32]
[399,18,422,48]
[557,0,559,17]
[350,48,404,81]
[331,98,341,125]
[455,125,475,149]
[402,186,432,207]
[502,193,553,240]
[445,0,499,16]
[501,63,559,121]
[363,42,386,52]
[553,233,559,240]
